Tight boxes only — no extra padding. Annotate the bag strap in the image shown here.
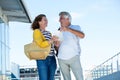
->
[39,30,46,41]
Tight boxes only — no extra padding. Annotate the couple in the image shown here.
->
[31,11,85,80]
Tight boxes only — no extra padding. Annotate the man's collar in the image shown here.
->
[68,24,72,28]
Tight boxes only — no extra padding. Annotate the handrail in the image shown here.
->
[91,52,120,79]
[94,52,120,69]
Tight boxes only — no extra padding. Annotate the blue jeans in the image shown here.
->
[36,56,57,80]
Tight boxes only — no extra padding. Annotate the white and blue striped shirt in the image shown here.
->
[41,30,55,56]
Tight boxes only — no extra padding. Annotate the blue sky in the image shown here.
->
[10,0,120,74]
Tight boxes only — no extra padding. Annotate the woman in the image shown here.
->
[31,14,57,80]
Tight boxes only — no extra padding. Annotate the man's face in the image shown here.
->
[59,15,70,27]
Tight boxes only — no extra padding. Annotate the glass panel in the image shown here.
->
[1,23,6,75]
[1,23,5,42]
[0,21,10,76]
[1,43,6,74]
[0,21,3,75]
[5,24,10,76]
[0,17,10,79]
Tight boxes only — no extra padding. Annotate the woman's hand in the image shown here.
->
[52,35,59,41]
[54,41,60,47]
[48,39,53,44]
[51,35,60,47]
[48,35,59,44]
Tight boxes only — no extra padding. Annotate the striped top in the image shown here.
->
[41,30,55,56]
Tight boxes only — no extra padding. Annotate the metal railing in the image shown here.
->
[91,52,120,79]
[0,76,61,80]
[9,76,61,80]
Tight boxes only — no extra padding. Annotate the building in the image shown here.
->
[20,66,61,80]
[20,66,38,80]
[0,0,31,79]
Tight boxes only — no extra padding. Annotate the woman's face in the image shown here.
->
[39,16,48,29]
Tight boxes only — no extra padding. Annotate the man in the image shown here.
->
[54,11,85,80]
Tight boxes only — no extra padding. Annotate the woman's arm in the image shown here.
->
[33,29,50,48]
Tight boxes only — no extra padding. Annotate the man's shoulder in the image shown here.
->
[70,25,80,28]
[71,24,80,27]
[70,25,81,30]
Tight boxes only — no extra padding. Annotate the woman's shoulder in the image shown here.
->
[33,29,41,34]
[34,29,41,33]
[34,29,40,31]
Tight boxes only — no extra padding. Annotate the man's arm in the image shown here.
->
[60,27,85,38]
[68,28,85,38]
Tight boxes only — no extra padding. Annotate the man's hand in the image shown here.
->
[54,41,60,47]
[60,27,69,31]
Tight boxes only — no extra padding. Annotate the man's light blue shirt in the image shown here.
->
[58,25,82,60]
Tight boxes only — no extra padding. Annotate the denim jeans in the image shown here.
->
[58,55,84,80]
[36,56,57,80]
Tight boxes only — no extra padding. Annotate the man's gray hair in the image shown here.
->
[59,11,72,22]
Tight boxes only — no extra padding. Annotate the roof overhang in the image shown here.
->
[0,0,32,23]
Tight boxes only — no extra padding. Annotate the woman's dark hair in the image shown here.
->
[31,14,46,30]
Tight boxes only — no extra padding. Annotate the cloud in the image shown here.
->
[54,16,59,22]
[70,12,84,20]
[88,0,112,12]
[90,4,105,12]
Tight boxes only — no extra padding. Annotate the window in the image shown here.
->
[1,23,6,74]
[0,34,1,75]
[0,18,10,78]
